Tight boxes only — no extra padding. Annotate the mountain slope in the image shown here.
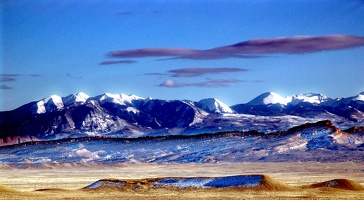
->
[1,120,363,163]
[1,92,363,146]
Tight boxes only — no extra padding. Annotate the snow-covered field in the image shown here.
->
[1,121,363,163]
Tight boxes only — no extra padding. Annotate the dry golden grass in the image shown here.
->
[2,185,364,200]
[1,162,364,199]
[307,178,364,190]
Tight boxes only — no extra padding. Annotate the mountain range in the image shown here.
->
[1,91,363,146]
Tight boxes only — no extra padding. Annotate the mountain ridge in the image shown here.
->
[1,91,363,146]
[4,91,364,112]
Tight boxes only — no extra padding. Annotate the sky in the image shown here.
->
[1,0,364,111]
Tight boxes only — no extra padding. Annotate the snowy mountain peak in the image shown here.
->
[353,93,364,101]
[288,93,330,106]
[247,92,288,106]
[331,92,364,107]
[122,94,144,103]
[97,93,144,105]
[34,94,64,114]
[98,93,123,104]
[62,92,89,107]
[75,92,89,100]
[196,98,234,114]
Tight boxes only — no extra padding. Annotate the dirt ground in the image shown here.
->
[1,162,364,199]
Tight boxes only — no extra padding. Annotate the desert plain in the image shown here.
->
[1,162,364,199]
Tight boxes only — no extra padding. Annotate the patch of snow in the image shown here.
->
[83,132,101,137]
[155,175,263,188]
[332,132,364,145]
[157,177,211,188]
[188,107,209,126]
[85,180,125,189]
[75,148,100,160]
[126,107,139,114]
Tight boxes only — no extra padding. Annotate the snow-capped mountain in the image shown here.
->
[231,92,288,116]
[0,91,363,146]
[232,91,364,120]
[247,92,289,106]
[195,98,234,114]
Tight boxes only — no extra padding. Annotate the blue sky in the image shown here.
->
[1,0,364,111]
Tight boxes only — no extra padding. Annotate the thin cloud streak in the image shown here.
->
[0,85,13,90]
[0,73,43,90]
[0,73,43,77]
[143,72,168,76]
[28,74,44,77]
[66,73,82,79]
[0,77,16,82]
[107,35,364,60]
[99,60,137,65]
[0,74,20,77]
[159,79,243,88]
[0,73,44,83]
[169,67,248,77]
[116,11,133,16]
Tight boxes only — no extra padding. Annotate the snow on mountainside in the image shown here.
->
[1,120,363,163]
[232,91,364,120]
[94,93,144,105]
[33,94,64,114]
[196,98,234,114]
[247,92,289,106]
[62,92,90,107]
[331,92,364,107]
[1,91,364,146]
[287,93,331,106]
[356,92,364,101]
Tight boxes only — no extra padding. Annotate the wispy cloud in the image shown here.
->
[28,74,44,77]
[0,77,16,82]
[0,73,44,89]
[66,73,82,79]
[169,67,247,77]
[107,35,364,60]
[0,85,13,90]
[99,60,137,65]
[0,73,43,82]
[143,72,168,76]
[250,80,265,83]
[0,74,20,77]
[116,11,133,16]
[144,67,247,78]
[159,79,243,88]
